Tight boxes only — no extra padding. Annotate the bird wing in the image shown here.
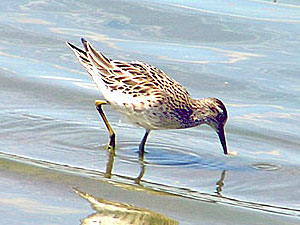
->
[67,38,191,104]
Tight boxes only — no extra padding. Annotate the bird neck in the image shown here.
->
[190,98,214,122]
[191,98,208,111]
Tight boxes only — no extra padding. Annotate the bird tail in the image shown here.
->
[66,38,113,72]
[66,40,91,70]
[81,38,113,69]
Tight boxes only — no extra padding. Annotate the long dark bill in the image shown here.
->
[217,126,228,155]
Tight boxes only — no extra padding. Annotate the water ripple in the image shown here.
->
[117,141,231,170]
[251,162,282,171]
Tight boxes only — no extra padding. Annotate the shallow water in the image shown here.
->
[0,0,300,224]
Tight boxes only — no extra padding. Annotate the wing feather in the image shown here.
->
[67,39,191,105]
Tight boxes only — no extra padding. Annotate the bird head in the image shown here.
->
[193,98,228,154]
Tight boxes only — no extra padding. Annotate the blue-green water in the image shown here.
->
[0,0,299,224]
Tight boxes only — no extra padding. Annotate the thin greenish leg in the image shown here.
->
[139,129,151,160]
[95,100,116,151]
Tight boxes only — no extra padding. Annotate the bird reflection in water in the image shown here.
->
[104,148,115,179]
[215,170,226,196]
[104,148,145,185]
[104,148,227,192]
[74,188,178,225]
[105,147,228,189]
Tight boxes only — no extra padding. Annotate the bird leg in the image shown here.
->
[139,129,151,160]
[95,100,116,151]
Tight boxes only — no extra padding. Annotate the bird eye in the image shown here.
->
[217,112,226,122]
[217,113,222,120]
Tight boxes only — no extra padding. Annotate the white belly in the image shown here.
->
[92,74,161,129]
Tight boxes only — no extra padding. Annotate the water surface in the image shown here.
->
[0,0,299,224]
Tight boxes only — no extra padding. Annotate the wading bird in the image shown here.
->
[67,38,228,159]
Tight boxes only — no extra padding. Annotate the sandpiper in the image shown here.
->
[67,38,228,158]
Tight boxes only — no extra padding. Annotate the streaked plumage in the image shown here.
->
[67,38,228,157]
